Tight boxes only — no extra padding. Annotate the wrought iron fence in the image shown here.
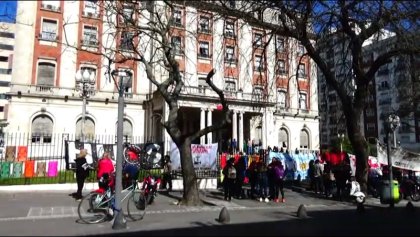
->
[0,133,147,185]
[0,132,223,186]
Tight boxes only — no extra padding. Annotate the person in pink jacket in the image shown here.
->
[97,152,115,190]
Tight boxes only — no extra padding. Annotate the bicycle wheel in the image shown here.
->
[127,190,146,221]
[78,192,109,224]
[124,146,141,165]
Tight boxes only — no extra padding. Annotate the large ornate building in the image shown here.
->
[6,1,319,155]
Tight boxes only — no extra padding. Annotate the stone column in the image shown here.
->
[232,111,237,152]
[200,108,205,144]
[239,112,244,152]
[207,109,212,144]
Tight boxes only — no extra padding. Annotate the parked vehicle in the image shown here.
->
[142,175,161,204]
[400,178,420,202]
[347,180,366,204]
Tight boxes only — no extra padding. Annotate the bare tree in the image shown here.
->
[190,0,420,192]
[63,1,233,205]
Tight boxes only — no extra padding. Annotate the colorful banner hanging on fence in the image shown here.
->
[170,142,218,170]
[268,151,318,180]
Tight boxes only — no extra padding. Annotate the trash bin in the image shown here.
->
[380,180,400,204]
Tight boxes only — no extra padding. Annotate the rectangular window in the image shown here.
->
[276,59,286,75]
[277,90,286,108]
[224,21,235,38]
[198,41,210,58]
[120,31,134,51]
[122,4,134,22]
[83,25,98,46]
[41,19,57,41]
[299,93,307,110]
[254,55,264,71]
[199,16,210,33]
[225,46,235,62]
[84,0,97,15]
[172,9,182,27]
[171,36,182,54]
[0,32,14,38]
[276,37,284,52]
[298,63,306,78]
[224,80,236,91]
[254,33,263,47]
[0,56,8,62]
[37,62,55,87]
[0,44,13,50]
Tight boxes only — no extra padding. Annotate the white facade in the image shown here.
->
[7,1,319,154]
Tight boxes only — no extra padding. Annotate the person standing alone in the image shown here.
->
[161,155,173,191]
[72,149,89,201]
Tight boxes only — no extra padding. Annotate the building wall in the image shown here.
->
[7,1,319,153]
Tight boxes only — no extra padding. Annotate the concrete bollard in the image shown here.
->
[297,204,308,218]
[217,206,230,224]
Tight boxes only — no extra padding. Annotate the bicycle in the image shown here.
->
[77,178,147,224]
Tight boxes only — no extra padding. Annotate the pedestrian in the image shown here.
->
[273,159,286,203]
[323,161,335,198]
[313,159,323,195]
[308,160,315,191]
[232,138,237,154]
[247,139,253,155]
[71,149,89,201]
[161,155,173,191]
[267,158,276,200]
[222,158,236,201]
[333,156,351,200]
[256,159,269,202]
[247,158,258,198]
[234,154,246,199]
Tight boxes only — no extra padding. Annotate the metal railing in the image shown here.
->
[0,133,148,185]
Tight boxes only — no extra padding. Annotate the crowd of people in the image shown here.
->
[222,153,286,203]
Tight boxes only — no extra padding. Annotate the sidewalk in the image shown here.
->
[0,184,419,236]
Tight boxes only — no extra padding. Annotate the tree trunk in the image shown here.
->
[178,139,201,206]
[344,108,369,194]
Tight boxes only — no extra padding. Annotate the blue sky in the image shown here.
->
[0,1,17,23]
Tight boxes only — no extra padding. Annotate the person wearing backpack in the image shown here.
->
[273,159,286,203]
[222,158,236,201]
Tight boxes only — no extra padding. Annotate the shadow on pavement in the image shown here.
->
[86,205,419,236]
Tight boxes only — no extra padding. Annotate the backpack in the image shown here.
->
[227,166,237,179]
[274,166,284,180]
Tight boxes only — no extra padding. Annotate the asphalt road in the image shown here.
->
[0,188,418,236]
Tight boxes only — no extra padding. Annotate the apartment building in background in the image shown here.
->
[318,30,420,152]
[7,1,319,154]
[0,22,14,132]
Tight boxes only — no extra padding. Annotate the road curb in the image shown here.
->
[0,182,99,192]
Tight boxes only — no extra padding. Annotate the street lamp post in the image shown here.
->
[112,69,132,230]
[75,69,96,142]
[386,114,400,208]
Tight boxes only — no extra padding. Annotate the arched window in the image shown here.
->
[76,117,95,142]
[31,115,53,143]
[278,128,288,149]
[300,129,309,149]
[115,119,133,143]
